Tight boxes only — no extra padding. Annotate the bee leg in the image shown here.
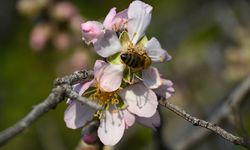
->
[130,73,143,85]
[126,67,136,85]
[134,74,143,81]
[128,67,133,84]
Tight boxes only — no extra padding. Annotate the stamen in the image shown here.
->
[132,32,137,41]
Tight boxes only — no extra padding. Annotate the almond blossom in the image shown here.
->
[64,60,160,145]
[81,1,171,91]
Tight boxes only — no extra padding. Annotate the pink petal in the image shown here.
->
[103,7,117,30]
[123,110,135,128]
[99,64,124,92]
[111,9,128,31]
[66,83,86,104]
[79,80,94,96]
[93,30,122,57]
[136,111,161,130]
[119,83,158,117]
[146,37,171,62]
[97,109,125,146]
[73,83,84,93]
[94,60,108,82]
[115,9,128,19]
[81,21,104,44]
[64,101,96,129]
[142,67,162,89]
[127,1,152,44]
[153,79,175,99]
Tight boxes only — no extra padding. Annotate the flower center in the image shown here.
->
[92,88,119,106]
[82,83,120,107]
[82,84,124,119]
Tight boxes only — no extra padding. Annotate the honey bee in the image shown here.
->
[120,51,151,70]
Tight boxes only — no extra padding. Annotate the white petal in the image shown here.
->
[136,111,161,130]
[97,110,125,146]
[127,1,152,44]
[100,64,124,92]
[93,30,122,57]
[64,101,96,129]
[123,110,135,128]
[67,83,90,104]
[119,83,158,117]
[142,67,162,89]
[72,83,83,93]
[153,79,175,99]
[94,60,108,82]
[146,37,171,62]
[103,7,117,30]
[79,80,94,96]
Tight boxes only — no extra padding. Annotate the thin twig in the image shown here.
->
[63,85,101,110]
[0,86,65,146]
[54,70,94,86]
[0,70,93,146]
[174,76,250,149]
[0,69,249,149]
[159,100,250,149]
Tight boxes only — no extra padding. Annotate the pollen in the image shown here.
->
[90,87,120,106]
[159,56,164,62]
[94,110,103,119]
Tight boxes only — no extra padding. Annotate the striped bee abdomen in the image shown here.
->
[120,52,151,70]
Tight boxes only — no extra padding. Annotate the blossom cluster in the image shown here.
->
[64,1,174,146]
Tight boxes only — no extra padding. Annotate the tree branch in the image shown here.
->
[0,86,65,146]
[159,99,250,149]
[172,76,250,149]
[0,70,93,146]
[0,69,249,149]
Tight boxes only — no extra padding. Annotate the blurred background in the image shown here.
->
[0,0,250,149]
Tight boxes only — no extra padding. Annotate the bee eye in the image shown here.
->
[120,53,128,61]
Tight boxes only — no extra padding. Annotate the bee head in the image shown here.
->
[120,53,129,62]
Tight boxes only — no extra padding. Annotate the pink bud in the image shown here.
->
[70,50,89,70]
[81,21,104,44]
[17,0,49,17]
[82,133,96,145]
[53,32,71,52]
[51,2,76,21]
[70,15,85,33]
[30,24,52,51]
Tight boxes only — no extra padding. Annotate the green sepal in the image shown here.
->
[107,52,123,65]
[116,95,126,109]
[119,31,132,49]
[123,67,131,83]
[136,36,148,49]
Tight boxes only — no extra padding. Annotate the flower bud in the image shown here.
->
[30,23,52,51]
[17,0,49,17]
[70,15,84,33]
[70,50,89,70]
[81,21,104,44]
[53,32,71,52]
[51,2,76,21]
[81,123,98,145]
